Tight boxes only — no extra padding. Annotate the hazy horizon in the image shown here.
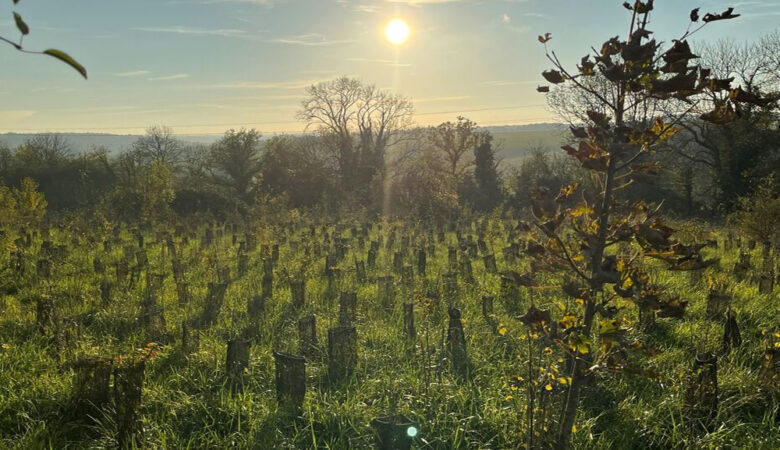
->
[1,0,777,135]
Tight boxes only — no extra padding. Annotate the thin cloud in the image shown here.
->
[210,79,328,90]
[131,26,247,37]
[479,80,537,87]
[149,74,191,81]
[354,4,381,13]
[348,57,412,67]
[267,33,353,46]
[414,96,471,103]
[114,70,151,78]
[0,110,37,121]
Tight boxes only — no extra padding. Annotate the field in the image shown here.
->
[491,129,567,167]
[0,217,776,449]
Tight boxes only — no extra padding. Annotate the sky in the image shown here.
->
[0,0,777,135]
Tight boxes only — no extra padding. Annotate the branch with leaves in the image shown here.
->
[510,2,769,448]
[1,0,86,78]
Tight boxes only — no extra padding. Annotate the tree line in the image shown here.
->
[0,31,777,226]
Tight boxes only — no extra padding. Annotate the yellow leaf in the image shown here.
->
[558,377,568,385]
[545,383,553,391]
[572,425,578,433]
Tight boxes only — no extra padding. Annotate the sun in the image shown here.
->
[385,19,410,45]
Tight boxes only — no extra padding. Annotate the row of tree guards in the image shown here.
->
[18,216,778,447]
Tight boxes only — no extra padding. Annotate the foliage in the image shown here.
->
[259,135,337,209]
[0,136,115,212]
[732,176,780,246]
[1,0,86,78]
[528,2,766,447]
[103,153,175,225]
[0,176,45,228]
[208,128,264,206]
[508,149,580,210]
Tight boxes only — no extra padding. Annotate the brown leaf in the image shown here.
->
[633,0,654,14]
[542,70,565,84]
[586,110,611,126]
[705,77,734,92]
[570,126,588,139]
[601,36,621,56]
[519,306,552,330]
[729,87,773,107]
[690,7,700,22]
[663,40,698,64]
[700,102,739,124]
[703,7,740,22]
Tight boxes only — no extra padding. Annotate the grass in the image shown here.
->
[0,218,777,449]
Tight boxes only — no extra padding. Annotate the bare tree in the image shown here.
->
[132,126,185,167]
[427,116,489,181]
[297,77,413,201]
[18,134,73,166]
[671,32,780,208]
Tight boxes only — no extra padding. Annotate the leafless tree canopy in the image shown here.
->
[132,125,185,167]
[20,134,73,164]
[297,77,413,199]
[427,116,491,181]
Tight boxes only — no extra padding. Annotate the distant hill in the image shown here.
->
[488,125,567,167]
[0,133,219,155]
[1,123,566,165]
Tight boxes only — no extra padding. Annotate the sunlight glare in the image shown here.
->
[385,19,410,45]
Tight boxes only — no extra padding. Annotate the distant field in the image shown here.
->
[492,129,567,167]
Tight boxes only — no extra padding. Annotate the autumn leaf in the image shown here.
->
[519,306,552,330]
[542,70,565,84]
[700,102,739,124]
[702,7,740,23]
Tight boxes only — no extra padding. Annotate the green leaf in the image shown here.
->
[43,49,87,79]
[13,12,29,35]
